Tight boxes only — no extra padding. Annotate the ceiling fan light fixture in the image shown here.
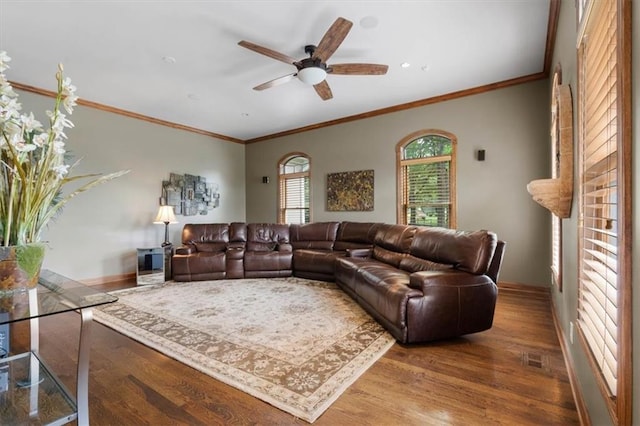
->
[297,67,327,85]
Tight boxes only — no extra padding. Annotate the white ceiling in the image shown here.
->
[0,1,552,142]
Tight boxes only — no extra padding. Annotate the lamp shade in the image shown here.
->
[297,67,327,85]
[153,205,177,224]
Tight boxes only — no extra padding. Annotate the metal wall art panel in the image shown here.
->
[160,173,220,216]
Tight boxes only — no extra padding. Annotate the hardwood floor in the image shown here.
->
[9,281,579,425]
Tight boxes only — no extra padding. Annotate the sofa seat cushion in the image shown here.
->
[335,257,421,330]
[354,262,420,329]
[244,251,292,271]
[173,252,226,275]
[293,249,345,275]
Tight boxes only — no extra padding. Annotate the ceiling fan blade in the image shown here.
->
[313,80,333,101]
[312,17,353,62]
[329,63,389,75]
[253,73,296,91]
[238,40,297,65]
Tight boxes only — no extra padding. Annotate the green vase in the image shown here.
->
[0,243,46,294]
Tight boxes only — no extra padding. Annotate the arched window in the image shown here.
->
[278,153,310,224]
[396,130,457,228]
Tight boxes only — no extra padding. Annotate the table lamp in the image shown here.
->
[154,205,178,247]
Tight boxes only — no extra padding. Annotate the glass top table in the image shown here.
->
[0,269,118,324]
[0,269,118,426]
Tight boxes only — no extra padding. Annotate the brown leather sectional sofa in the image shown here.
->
[172,221,505,343]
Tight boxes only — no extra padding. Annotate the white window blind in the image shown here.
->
[278,155,310,224]
[551,214,562,288]
[577,0,619,397]
[281,175,309,224]
[402,158,451,227]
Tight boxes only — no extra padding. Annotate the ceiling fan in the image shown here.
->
[238,17,388,101]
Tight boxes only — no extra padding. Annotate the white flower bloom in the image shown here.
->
[49,111,74,131]
[0,81,17,98]
[21,112,43,133]
[0,96,21,121]
[9,131,24,146]
[0,51,11,73]
[61,77,78,114]
[62,94,78,114]
[9,133,36,153]
[16,142,37,153]
[32,132,48,147]
[52,164,70,178]
[53,139,66,154]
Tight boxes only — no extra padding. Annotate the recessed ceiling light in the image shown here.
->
[241,112,250,117]
[421,65,430,72]
[359,16,378,29]
[162,56,176,64]
[401,62,411,68]
[187,93,200,100]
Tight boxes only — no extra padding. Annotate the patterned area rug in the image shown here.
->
[93,277,395,423]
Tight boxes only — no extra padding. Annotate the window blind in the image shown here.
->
[279,174,309,224]
[551,214,561,288]
[577,0,618,396]
[402,157,451,227]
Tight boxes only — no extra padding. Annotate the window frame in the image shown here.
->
[395,129,457,228]
[550,66,565,292]
[277,152,311,225]
[575,0,632,423]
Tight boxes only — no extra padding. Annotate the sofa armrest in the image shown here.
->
[408,270,494,293]
[277,243,293,252]
[175,245,194,255]
[346,248,372,258]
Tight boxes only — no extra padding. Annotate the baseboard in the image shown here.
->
[549,296,591,425]
[81,272,136,286]
[497,281,551,295]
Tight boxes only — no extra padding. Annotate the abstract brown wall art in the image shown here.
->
[326,170,374,211]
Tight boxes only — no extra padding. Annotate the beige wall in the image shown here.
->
[16,90,246,280]
[550,1,639,424]
[246,80,551,286]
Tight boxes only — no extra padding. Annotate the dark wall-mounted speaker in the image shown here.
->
[477,149,486,161]
[262,176,270,184]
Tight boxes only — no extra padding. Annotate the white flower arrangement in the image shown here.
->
[0,51,129,246]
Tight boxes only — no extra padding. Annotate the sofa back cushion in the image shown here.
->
[372,224,417,267]
[182,223,229,245]
[290,222,339,250]
[193,242,228,252]
[247,223,290,252]
[409,227,497,275]
[230,222,247,243]
[399,256,454,273]
[333,222,380,251]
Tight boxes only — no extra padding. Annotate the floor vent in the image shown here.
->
[521,352,550,372]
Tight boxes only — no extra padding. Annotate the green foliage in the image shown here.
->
[403,135,452,159]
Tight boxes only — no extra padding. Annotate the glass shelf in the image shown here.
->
[0,270,118,425]
[0,352,77,426]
